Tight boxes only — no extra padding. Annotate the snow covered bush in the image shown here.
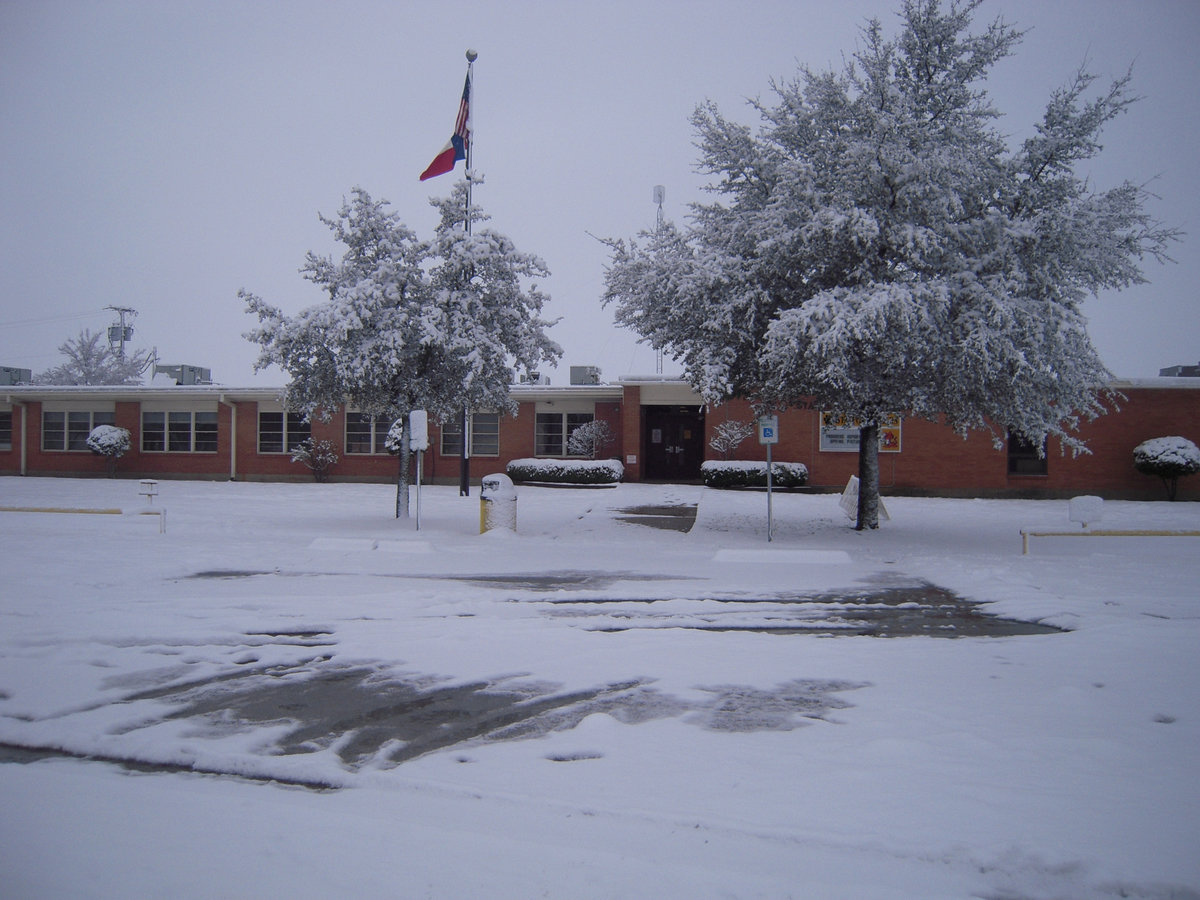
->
[86,425,131,477]
[507,458,623,485]
[1132,436,1200,501]
[291,438,339,483]
[701,460,808,490]
[709,420,755,460]
[565,420,615,459]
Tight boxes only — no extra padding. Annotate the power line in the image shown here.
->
[0,310,106,329]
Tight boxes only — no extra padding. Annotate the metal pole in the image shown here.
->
[459,48,477,498]
[415,450,423,530]
[766,441,774,542]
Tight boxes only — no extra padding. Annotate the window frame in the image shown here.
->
[440,412,501,458]
[1007,432,1048,476]
[344,412,391,455]
[41,409,115,452]
[257,411,311,454]
[141,410,218,454]
[534,411,594,457]
[0,409,13,451]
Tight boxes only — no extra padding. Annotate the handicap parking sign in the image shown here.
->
[757,415,779,445]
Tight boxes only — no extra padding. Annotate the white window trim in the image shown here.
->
[41,408,115,452]
[141,410,218,454]
[344,411,391,455]
[257,409,310,454]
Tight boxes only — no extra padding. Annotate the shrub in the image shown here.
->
[86,425,131,477]
[701,460,809,489]
[709,419,755,460]
[507,457,623,485]
[566,420,616,459]
[291,438,339,482]
[1132,436,1200,501]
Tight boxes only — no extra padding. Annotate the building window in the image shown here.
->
[0,411,11,451]
[345,412,391,455]
[258,412,311,453]
[535,412,593,456]
[440,412,501,457]
[142,411,218,453]
[42,410,115,451]
[1007,432,1047,475]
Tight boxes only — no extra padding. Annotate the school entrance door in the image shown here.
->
[643,405,706,481]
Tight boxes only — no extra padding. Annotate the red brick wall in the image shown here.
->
[1042,388,1200,500]
[3,386,1197,499]
[595,401,623,459]
[620,386,642,481]
[695,389,1200,499]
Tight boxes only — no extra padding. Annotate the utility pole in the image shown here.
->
[105,306,137,359]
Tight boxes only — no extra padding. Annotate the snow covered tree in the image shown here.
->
[243,185,559,518]
[86,424,131,477]
[709,419,755,460]
[603,0,1178,530]
[36,329,153,385]
[566,419,615,460]
[1132,436,1200,501]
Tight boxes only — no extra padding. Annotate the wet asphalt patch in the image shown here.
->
[141,668,864,767]
[0,664,866,780]
[538,583,1064,638]
[616,504,699,533]
[3,577,1058,783]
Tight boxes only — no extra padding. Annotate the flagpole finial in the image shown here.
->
[466,49,478,62]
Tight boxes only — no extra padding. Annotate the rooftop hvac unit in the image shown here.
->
[0,366,32,385]
[570,365,601,385]
[153,364,212,385]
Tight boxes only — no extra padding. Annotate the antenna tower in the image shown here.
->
[105,306,137,359]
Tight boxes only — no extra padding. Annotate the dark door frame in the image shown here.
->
[642,404,706,481]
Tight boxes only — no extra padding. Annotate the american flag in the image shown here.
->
[420,73,471,181]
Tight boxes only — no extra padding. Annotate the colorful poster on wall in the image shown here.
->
[819,412,902,453]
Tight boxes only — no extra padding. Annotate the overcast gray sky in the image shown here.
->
[2,0,1197,385]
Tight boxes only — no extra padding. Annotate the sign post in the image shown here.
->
[410,410,429,530]
[757,415,780,542]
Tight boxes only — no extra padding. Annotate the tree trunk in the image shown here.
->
[856,422,880,531]
[395,426,411,519]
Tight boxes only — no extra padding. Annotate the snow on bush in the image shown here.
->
[1132,436,1200,500]
[701,460,809,489]
[507,457,623,485]
[565,420,615,459]
[86,425,131,457]
[1133,436,1200,472]
[709,420,755,459]
[86,424,132,477]
[291,438,339,483]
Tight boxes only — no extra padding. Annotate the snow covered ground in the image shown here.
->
[1,476,1197,899]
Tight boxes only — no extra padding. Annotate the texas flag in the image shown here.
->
[420,73,471,181]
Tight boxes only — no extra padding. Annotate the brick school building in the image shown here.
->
[2,377,1197,500]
